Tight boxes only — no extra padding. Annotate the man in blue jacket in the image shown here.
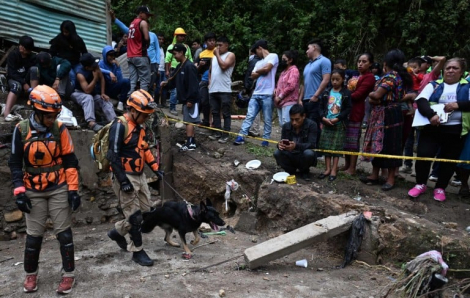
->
[99,46,130,111]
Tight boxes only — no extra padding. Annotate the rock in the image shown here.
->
[466,226,470,233]
[442,222,458,229]
[106,208,120,217]
[234,211,257,235]
[101,215,108,223]
[199,223,212,233]
[219,289,225,297]
[85,217,93,224]
[213,152,223,159]
[251,237,257,243]
[46,218,54,230]
[216,148,225,154]
[10,231,17,239]
[4,210,23,222]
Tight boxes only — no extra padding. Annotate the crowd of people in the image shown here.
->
[3,4,470,296]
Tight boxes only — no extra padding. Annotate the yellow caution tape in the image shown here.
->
[162,114,470,164]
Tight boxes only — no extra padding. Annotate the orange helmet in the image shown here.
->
[28,85,62,113]
[127,90,155,114]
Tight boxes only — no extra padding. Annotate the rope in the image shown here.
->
[163,116,470,164]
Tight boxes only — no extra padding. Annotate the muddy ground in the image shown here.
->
[0,106,469,297]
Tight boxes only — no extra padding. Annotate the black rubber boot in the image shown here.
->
[24,235,43,273]
[107,228,128,251]
[132,249,154,266]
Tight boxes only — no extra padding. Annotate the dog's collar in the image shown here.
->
[185,200,196,220]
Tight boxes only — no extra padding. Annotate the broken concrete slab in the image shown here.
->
[244,211,358,269]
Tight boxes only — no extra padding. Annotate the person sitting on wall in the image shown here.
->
[99,46,130,111]
[29,52,72,99]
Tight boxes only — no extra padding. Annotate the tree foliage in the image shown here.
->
[111,0,470,78]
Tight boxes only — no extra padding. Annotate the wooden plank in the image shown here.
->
[244,211,358,269]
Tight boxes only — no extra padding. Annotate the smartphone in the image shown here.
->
[282,139,290,145]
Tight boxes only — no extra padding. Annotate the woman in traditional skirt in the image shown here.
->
[318,69,351,181]
[360,49,412,191]
[341,53,376,175]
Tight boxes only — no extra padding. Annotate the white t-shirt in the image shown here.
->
[417,82,469,125]
[159,48,165,72]
[252,53,279,95]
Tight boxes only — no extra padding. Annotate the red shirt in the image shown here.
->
[127,18,147,57]
[349,72,375,122]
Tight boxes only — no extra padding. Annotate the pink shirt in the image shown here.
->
[275,65,300,108]
[418,68,440,93]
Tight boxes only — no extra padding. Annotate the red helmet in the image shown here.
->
[127,90,155,114]
[28,85,62,113]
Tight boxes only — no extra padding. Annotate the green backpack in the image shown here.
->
[90,116,128,172]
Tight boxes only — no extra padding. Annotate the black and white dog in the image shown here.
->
[141,199,225,256]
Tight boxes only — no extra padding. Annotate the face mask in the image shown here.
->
[279,60,288,68]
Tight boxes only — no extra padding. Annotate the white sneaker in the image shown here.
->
[428,175,438,182]
[117,102,124,112]
[4,113,22,122]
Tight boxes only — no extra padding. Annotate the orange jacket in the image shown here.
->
[9,120,79,192]
[107,113,158,183]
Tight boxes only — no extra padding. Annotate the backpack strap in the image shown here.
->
[117,116,129,141]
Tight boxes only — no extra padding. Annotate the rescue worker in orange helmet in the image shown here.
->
[106,89,163,266]
[8,85,80,294]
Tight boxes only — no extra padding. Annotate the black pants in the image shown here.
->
[303,100,321,148]
[209,92,231,132]
[415,125,465,189]
[199,81,210,126]
[274,149,317,174]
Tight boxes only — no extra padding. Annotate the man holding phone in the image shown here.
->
[274,104,318,180]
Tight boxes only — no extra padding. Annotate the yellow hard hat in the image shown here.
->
[174,27,186,36]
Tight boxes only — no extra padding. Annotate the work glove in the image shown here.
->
[16,193,32,214]
[155,170,165,178]
[121,180,134,193]
[68,191,81,211]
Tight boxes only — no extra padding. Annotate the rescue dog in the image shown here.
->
[141,199,225,255]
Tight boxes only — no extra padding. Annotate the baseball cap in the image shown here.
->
[416,56,433,64]
[80,53,99,68]
[170,43,187,54]
[136,6,154,16]
[250,39,268,52]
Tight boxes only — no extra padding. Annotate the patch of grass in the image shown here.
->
[245,142,275,158]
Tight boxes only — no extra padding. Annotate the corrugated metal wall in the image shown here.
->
[0,0,110,53]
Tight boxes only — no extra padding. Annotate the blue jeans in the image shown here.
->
[105,78,130,103]
[277,104,294,127]
[169,88,177,110]
[239,94,273,139]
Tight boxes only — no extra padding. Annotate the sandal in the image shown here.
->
[382,183,394,191]
[359,176,380,185]
[328,175,337,182]
[318,173,329,179]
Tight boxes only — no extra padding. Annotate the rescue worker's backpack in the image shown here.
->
[19,119,63,174]
[90,116,128,172]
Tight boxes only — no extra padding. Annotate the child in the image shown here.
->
[405,58,424,113]
[318,69,352,181]
[334,59,359,86]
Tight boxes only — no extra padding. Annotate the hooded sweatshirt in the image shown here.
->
[49,20,87,66]
[99,45,124,86]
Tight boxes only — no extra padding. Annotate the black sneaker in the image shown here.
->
[132,249,154,266]
[218,134,229,144]
[299,172,311,181]
[208,132,222,140]
[188,142,197,150]
[107,228,128,251]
